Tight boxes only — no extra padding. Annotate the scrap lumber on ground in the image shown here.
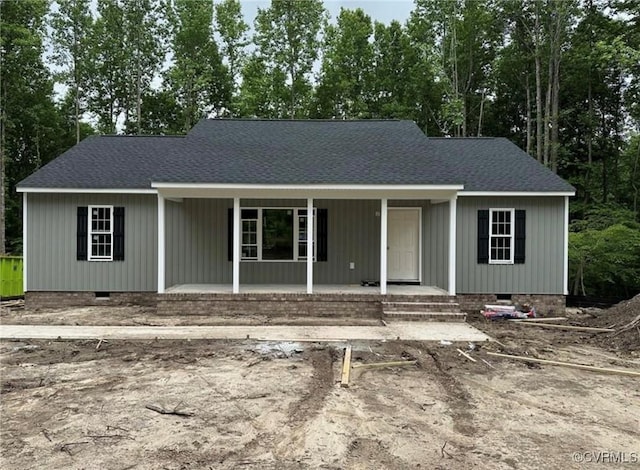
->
[510,322,614,332]
[352,360,417,369]
[486,352,640,377]
[508,317,567,322]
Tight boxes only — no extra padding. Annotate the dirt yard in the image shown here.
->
[1,321,639,469]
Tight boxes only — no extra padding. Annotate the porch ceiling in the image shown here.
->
[153,184,462,200]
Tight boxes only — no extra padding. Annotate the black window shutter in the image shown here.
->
[477,210,489,264]
[228,208,233,262]
[113,207,125,261]
[317,209,328,262]
[514,210,526,264]
[77,207,88,261]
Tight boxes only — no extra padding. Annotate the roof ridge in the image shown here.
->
[95,134,186,138]
[200,118,407,123]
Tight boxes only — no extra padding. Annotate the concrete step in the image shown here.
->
[381,301,461,313]
[383,311,467,322]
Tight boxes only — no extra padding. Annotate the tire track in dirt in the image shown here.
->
[218,347,336,467]
[423,347,478,437]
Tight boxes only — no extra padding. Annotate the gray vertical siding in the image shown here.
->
[28,194,565,294]
[456,196,565,294]
[422,202,450,289]
[27,193,157,291]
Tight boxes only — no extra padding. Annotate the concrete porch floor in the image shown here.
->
[165,284,450,296]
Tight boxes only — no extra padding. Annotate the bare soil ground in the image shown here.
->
[1,332,639,469]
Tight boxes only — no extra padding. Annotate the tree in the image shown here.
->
[166,0,230,132]
[214,0,249,115]
[252,0,327,118]
[50,0,93,144]
[86,0,127,133]
[87,0,166,134]
[313,7,373,119]
[0,0,73,253]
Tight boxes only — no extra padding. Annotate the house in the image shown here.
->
[17,119,575,315]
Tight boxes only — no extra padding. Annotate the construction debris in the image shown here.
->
[456,348,477,363]
[145,403,194,417]
[511,322,614,333]
[508,317,567,323]
[482,303,536,320]
[486,352,640,377]
[352,360,417,370]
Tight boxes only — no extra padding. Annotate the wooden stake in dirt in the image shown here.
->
[340,346,352,388]
[486,352,640,377]
[456,348,477,363]
[145,403,194,417]
[352,360,417,370]
[511,322,614,333]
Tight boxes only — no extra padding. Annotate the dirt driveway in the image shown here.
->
[2,332,639,470]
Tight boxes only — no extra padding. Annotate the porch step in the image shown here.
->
[383,311,467,322]
[381,301,461,313]
[381,300,466,322]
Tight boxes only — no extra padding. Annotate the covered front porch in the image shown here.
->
[154,184,462,298]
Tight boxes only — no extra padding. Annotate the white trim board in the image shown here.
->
[460,191,575,197]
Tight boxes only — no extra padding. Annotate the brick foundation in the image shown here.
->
[457,293,566,316]
[157,293,389,318]
[25,291,158,309]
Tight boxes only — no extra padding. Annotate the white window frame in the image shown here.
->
[240,207,317,262]
[88,205,114,261]
[488,208,515,265]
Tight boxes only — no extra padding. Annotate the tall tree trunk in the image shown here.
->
[477,89,485,137]
[75,83,80,144]
[543,54,552,167]
[136,64,142,135]
[535,3,543,163]
[526,75,532,156]
[549,4,562,173]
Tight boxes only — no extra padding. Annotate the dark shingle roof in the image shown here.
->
[18,135,185,189]
[17,119,574,192]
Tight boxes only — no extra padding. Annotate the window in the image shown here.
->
[489,208,514,264]
[89,205,113,261]
[240,208,316,261]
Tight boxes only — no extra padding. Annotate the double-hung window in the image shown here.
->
[241,208,316,261]
[89,205,113,261]
[489,208,514,264]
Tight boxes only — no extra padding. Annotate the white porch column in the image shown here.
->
[306,198,314,294]
[448,196,457,295]
[157,193,165,294]
[380,198,388,295]
[563,196,569,295]
[232,197,241,294]
[22,193,27,294]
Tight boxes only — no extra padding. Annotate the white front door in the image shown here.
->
[387,208,420,282]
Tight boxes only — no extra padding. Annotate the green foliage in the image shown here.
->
[569,224,640,297]
[251,0,328,118]
[215,0,249,114]
[166,0,230,131]
[313,8,373,118]
[569,203,640,296]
